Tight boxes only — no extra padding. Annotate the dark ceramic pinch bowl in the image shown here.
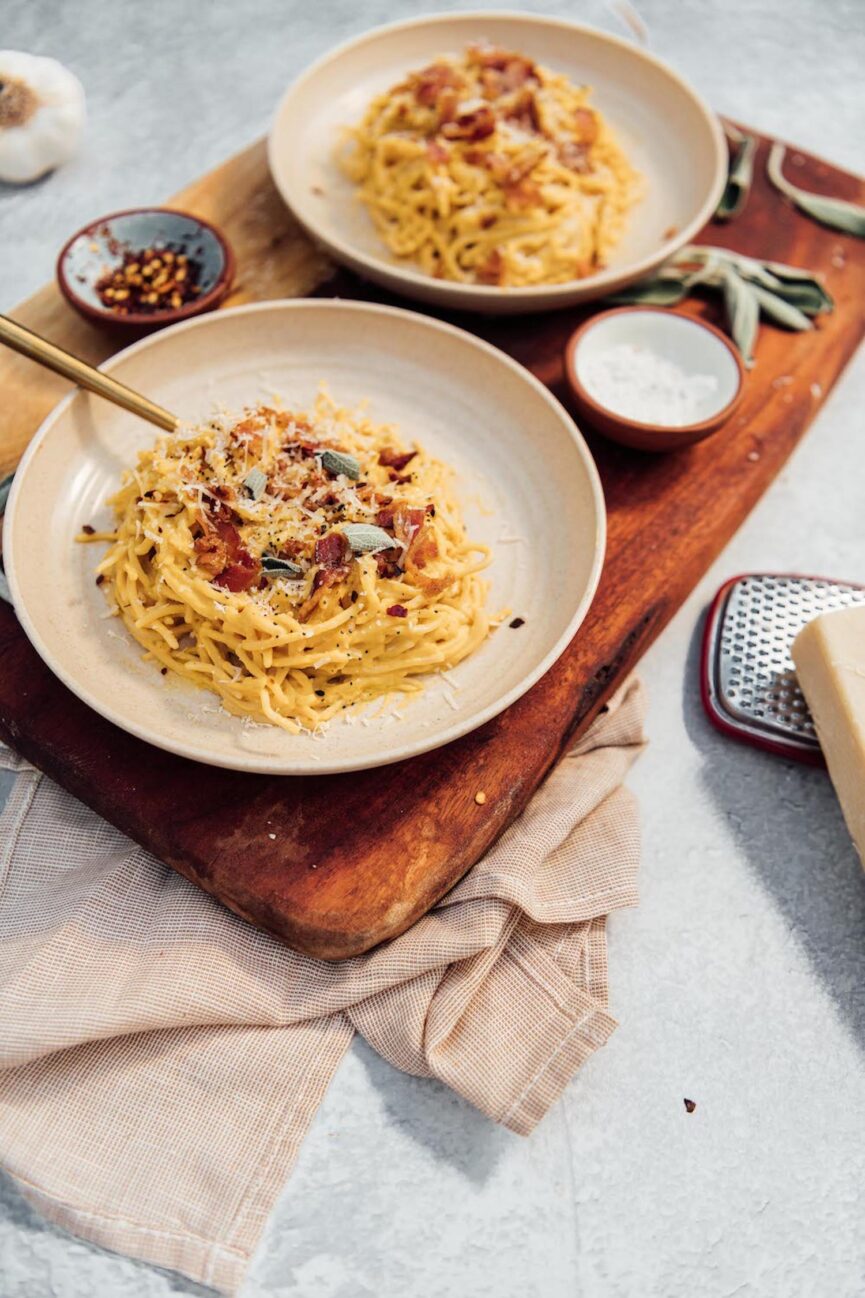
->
[57,207,235,329]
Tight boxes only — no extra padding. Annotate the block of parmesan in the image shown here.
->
[792,604,865,865]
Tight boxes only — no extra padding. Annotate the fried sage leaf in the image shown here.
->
[768,142,865,238]
[716,132,757,222]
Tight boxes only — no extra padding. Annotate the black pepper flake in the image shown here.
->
[161,667,168,675]
[95,574,105,586]
[684,1098,696,1114]
[350,590,358,603]
[315,689,325,697]
[81,524,95,535]
[509,617,525,629]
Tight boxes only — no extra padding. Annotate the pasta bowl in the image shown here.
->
[268,11,726,314]
[3,300,605,775]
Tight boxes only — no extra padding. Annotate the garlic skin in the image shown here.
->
[0,51,86,184]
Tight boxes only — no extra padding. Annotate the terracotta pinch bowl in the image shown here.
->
[564,307,746,451]
[57,207,235,329]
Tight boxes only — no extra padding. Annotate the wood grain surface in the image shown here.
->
[0,128,862,958]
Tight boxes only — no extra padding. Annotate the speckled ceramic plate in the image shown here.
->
[267,11,726,314]
[3,300,605,774]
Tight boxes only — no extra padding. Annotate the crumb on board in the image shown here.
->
[475,791,487,805]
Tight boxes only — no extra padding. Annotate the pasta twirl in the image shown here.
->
[85,393,492,732]
[341,43,642,287]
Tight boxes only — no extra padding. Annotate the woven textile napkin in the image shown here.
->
[0,677,644,1293]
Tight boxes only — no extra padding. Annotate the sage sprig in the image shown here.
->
[607,245,833,368]
[767,142,865,238]
[716,128,757,222]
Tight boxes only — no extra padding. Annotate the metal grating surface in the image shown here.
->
[716,575,865,748]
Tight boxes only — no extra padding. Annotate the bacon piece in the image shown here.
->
[505,88,541,134]
[476,249,505,285]
[217,551,261,593]
[376,549,403,579]
[573,107,599,145]
[468,45,537,78]
[312,530,352,591]
[504,179,542,210]
[389,471,414,485]
[441,106,496,142]
[278,538,306,560]
[407,527,438,571]
[194,494,249,579]
[393,505,426,543]
[386,605,408,618]
[558,139,590,173]
[378,448,417,472]
[375,507,395,530]
[413,62,464,108]
[314,531,351,567]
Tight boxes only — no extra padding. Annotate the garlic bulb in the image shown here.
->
[0,51,85,184]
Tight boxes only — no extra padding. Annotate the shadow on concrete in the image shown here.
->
[684,610,865,1049]
[352,1036,510,1187]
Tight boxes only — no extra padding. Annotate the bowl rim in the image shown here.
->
[563,305,746,437]
[267,9,727,306]
[3,297,607,774]
[56,205,236,329]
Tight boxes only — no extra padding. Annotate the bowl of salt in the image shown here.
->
[564,307,745,451]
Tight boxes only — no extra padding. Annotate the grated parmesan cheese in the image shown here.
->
[580,343,719,427]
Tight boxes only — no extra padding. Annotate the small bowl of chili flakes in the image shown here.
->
[57,207,235,329]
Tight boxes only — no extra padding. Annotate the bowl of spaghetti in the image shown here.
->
[3,300,605,774]
[268,13,726,313]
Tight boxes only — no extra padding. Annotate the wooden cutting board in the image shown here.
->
[0,128,862,958]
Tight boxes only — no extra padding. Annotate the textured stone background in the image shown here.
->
[1,2,864,1295]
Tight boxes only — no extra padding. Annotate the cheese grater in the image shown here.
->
[700,573,865,765]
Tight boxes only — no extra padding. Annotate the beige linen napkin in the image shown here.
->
[0,677,645,1293]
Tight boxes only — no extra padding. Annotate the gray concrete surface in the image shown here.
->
[1,2,864,1295]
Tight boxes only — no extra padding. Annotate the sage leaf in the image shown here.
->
[606,279,689,307]
[320,449,361,480]
[721,266,759,367]
[261,555,304,577]
[768,142,865,238]
[768,280,834,316]
[716,133,757,222]
[0,570,10,606]
[341,523,394,554]
[242,466,267,501]
[751,286,812,332]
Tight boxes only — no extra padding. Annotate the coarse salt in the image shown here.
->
[580,342,719,427]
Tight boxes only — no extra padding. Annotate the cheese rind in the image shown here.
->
[792,605,865,865]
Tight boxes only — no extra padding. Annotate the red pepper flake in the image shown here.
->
[509,617,525,629]
[683,1098,696,1114]
[95,246,203,316]
[387,604,408,618]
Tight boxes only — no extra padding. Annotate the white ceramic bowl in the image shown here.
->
[268,11,726,314]
[4,300,605,774]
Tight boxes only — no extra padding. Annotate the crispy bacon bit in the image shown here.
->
[378,448,417,472]
[477,54,537,100]
[504,179,542,210]
[558,139,590,173]
[393,505,426,543]
[441,105,496,141]
[217,552,261,593]
[375,507,395,530]
[314,531,351,567]
[573,107,599,145]
[386,604,408,618]
[312,530,352,591]
[476,248,505,285]
[278,538,305,560]
[468,45,537,78]
[413,62,464,108]
[426,139,451,166]
[506,88,541,134]
[407,527,438,571]
[375,549,403,579]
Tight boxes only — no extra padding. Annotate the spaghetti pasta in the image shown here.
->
[340,43,642,287]
[87,393,491,732]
